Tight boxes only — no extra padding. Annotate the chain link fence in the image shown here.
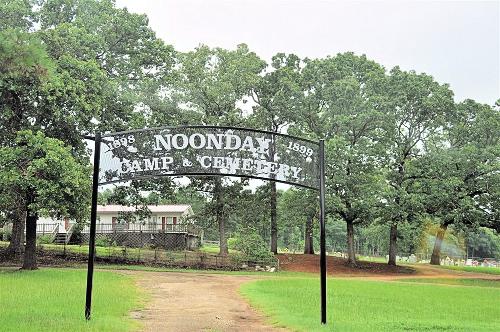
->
[0,241,279,271]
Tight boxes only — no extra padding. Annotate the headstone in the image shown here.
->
[444,256,452,266]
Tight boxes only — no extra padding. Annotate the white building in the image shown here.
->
[36,204,201,249]
[37,204,195,234]
[90,204,194,233]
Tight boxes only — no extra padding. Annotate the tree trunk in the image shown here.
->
[270,182,278,254]
[214,178,228,256]
[388,223,398,266]
[304,215,314,254]
[22,210,38,270]
[346,220,357,266]
[430,224,448,265]
[6,209,26,258]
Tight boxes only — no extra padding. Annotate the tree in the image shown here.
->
[420,100,500,264]
[299,53,387,265]
[0,0,36,31]
[0,0,175,257]
[279,188,318,254]
[252,53,303,254]
[466,227,500,260]
[382,67,454,265]
[37,0,175,135]
[175,44,265,255]
[0,131,91,269]
[230,185,271,243]
[0,29,56,256]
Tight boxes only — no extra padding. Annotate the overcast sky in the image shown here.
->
[116,0,499,105]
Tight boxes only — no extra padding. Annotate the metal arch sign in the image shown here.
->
[98,126,320,189]
[84,125,328,325]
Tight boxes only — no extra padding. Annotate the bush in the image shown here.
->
[0,228,12,241]
[37,235,53,244]
[227,237,238,250]
[231,231,275,264]
[69,223,84,244]
[95,237,112,247]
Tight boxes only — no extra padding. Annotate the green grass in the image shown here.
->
[0,268,143,332]
[437,265,500,275]
[240,277,500,331]
[356,255,388,263]
[397,278,500,288]
[198,243,239,254]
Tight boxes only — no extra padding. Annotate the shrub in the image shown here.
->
[232,230,275,264]
[37,235,53,244]
[0,228,12,241]
[95,237,111,247]
[227,237,238,250]
[69,223,84,244]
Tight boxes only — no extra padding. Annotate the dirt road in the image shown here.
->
[124,271,286,332]
[120,261,498,332]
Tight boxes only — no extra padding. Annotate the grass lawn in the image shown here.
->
[198,243,239,254]
[240,277,500,332]
[0,268,143,332]
[437,265,500,275]
[397,278,500,288]
[356,255,388,263]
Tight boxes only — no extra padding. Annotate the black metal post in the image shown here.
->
[85,132,101,320]
[319,139,327,324]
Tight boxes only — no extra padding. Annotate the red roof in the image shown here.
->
[96,205,192,213]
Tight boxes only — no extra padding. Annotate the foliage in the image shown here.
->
[0,228,12,241]
[278,187,317,253]
[0,28,56,145]
[94,237,113,247]
[0,131,91,220]
[0,0,37,31]
[420,100,499,230]
[173,44,266,255]
[302,54,390,263]
[230,229,275,263]
[378,67,456,264]
[466,227,500,259]
[0,0,498,267]
[37,235,53,244]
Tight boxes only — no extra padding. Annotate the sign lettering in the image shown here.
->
[99,127,319,189]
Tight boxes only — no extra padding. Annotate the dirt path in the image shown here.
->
[118,262,498,331]
[277,254,500,280]
[122,271,286,332]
